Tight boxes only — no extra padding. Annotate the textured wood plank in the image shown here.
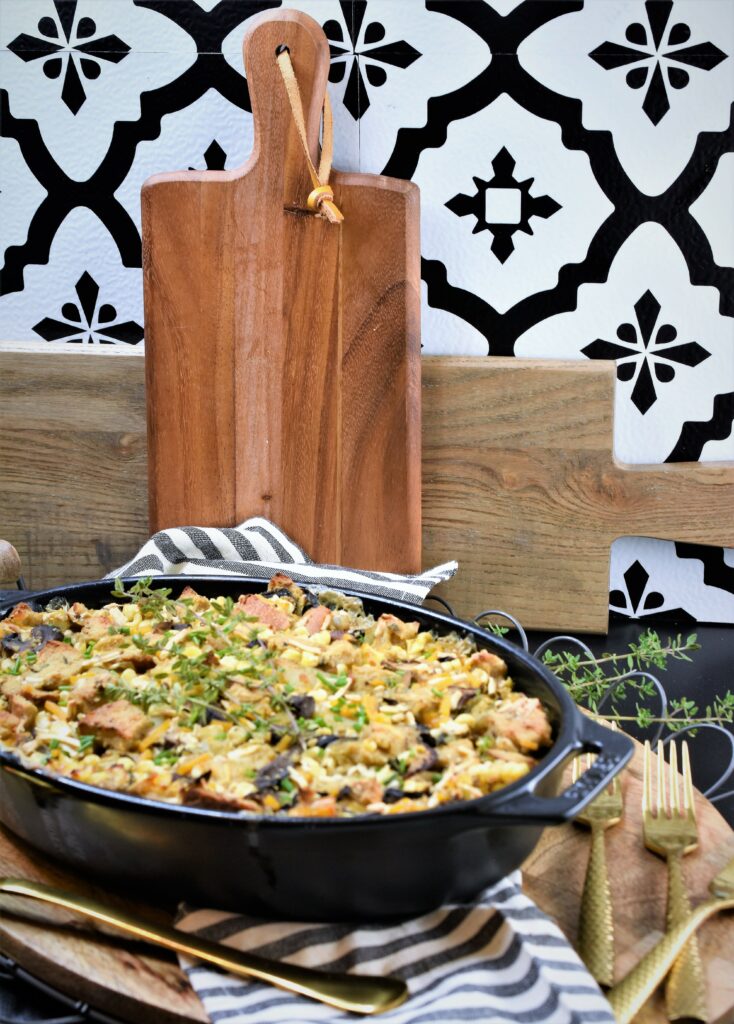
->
[142,9,420,571]
[2,352,733,627]
[0,350,148,589]
[0,738,731,1024]
[422,358,734,631]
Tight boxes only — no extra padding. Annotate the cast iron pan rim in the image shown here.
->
[0,575,579,828]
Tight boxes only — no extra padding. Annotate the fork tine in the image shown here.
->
[657,742,666,816]
[682,741,695,817]
[643,740,652,815]
[608,723,621,794]
[669,741,680,815]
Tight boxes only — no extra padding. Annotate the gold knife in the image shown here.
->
[0,877,408,1015]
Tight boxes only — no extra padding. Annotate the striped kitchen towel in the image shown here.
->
[176,872,614,1024]
[109,518,457,605]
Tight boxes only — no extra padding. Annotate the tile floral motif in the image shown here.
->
[515,223,734,466]
[518,0,734,194]
[610,538,734,623]
[0,206,145,338]
[446,146,561,264]
[292,0,490,175]
[589,0,727,126]
[7,0,131,115]
[322,0,421,121]
[32,270,143,345]
[1,1,197,182]
[189,140,227,172]
[609,559,665,617]
[582,289,710,415]
[416,94,612,317]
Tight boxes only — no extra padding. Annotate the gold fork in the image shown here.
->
[608,851,734,1023]
[572,722,624,987]
[642,739,707,1021]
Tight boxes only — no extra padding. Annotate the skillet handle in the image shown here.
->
[487,714,633,824]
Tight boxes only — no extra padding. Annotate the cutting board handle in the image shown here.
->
[612,460,734,547]
[243,10,331,207]
[0,540,22,586]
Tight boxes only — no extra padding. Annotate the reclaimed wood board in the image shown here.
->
[1,349,734,630]
[0,739,732,1024]
[422,357,734,630]
[0,346,149,584]
[142,9,421,574]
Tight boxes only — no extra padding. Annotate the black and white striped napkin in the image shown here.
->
[110,518,456,605]
[176,872,614,1024]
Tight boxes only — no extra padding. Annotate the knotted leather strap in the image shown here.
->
[276,47,344,224]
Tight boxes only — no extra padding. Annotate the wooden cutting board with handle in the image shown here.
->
[142,9,420,573]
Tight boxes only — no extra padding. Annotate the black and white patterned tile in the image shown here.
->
[0,133,46,269]
[515,223,734,465]
[610,538,734,623]
[517,0,733,195]
[1,0,732,622]
[0,206,144,345]
[415,92,613,327]
[1,0,197,177]
[690,151,734,271]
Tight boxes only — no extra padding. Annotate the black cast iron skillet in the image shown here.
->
[0,576,632,921]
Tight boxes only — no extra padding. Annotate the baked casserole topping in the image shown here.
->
[0,576,552,817]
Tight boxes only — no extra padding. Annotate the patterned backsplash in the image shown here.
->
[1,0,732,622]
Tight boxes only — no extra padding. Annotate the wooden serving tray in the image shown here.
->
[1,348,733,631]
[0,740,732,1024]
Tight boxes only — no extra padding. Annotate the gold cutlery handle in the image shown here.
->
[0,878,407,1016]
[578,822,614,987]
[665,850,707,1021]
[607,896,734,1024]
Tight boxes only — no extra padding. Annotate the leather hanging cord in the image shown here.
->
[276,47,344,224]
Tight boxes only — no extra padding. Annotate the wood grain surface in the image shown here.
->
[2,349,734,630]
[422,357,734,630]
[142,9,421,573]
[0,346,149,585]
[0,738,731,1024]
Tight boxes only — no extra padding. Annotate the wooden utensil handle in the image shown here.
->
[0,541,22,585]
[613,461,734,547]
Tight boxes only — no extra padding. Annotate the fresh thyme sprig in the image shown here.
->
[540,629,734,732]
[540,630,699,703]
